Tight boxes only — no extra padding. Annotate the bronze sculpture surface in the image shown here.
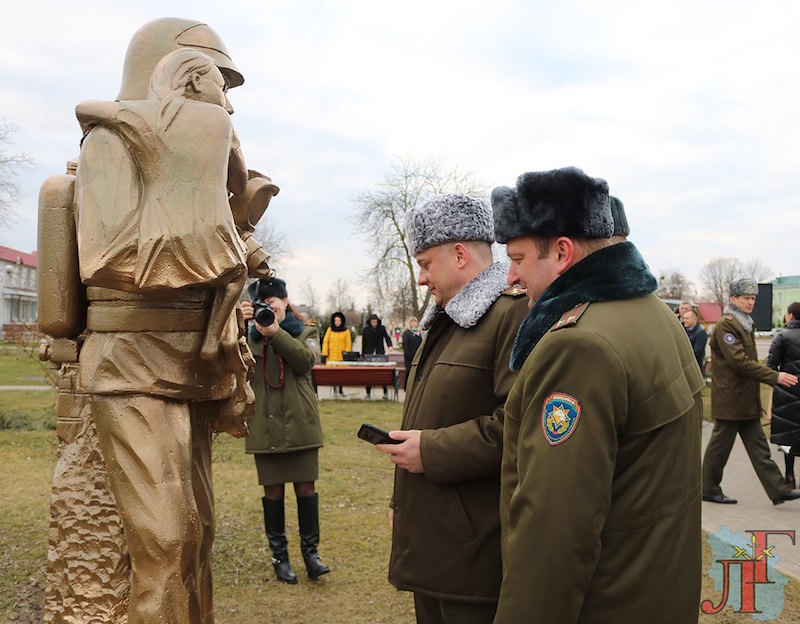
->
[39,17,277,623]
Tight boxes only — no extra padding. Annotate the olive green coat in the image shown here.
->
[496,295,704,623]
[710,313,778,421]
[245,324,323,454]
[388,290,528,603]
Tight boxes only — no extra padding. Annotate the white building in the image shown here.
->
[0,245,38,335]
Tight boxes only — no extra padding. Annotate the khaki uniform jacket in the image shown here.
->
[496,295,704,623]
[245,324,323,454]
[710,313,778,421]
[388,292,528,602]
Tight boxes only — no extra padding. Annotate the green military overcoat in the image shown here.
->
[709,313,778,421]
[388,286,528,603]
[496,294,704,623]
[245,323,323,454]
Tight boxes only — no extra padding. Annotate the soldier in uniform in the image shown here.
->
[701,278,800,505]
[491,167,705,623]
[372,193,528,623]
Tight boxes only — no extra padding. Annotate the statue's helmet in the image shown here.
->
[117,17,244,101]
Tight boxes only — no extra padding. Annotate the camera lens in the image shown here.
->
[253,301,275,326]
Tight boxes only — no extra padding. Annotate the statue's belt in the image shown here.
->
[86,286,213,332]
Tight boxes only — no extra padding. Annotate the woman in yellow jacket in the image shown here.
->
[321,311,351,396]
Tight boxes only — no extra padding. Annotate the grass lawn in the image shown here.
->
[0,358,798,621]
[0,343,52,387]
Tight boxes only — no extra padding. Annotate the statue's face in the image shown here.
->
[190,66,232,113]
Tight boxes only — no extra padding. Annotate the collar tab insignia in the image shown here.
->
[551,302,590,332]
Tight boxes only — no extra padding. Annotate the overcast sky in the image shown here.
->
[2,1,799,311]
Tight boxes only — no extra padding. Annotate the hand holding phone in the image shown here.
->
[358,423,401,445]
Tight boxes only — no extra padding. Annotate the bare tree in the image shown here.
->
[297,278,319,311]
[326,277,356,315]
[742,259,773,283]
[699,257,773,309]
[254,218,294,272]
[656,268,693,300]
[0,120,32,230]
[352,156,485,319]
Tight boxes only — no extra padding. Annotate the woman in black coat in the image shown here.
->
[768,302,800,487]
[361,313,392,398]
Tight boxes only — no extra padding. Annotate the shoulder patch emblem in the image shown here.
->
[551,302,590,332]
[541,392,581,446]
[723,333,736,345]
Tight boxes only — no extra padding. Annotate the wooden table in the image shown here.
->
[311,362,399,400]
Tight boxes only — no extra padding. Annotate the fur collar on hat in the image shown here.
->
[510,241,657,371]
[724,302,754,333]
[421,261,510,330]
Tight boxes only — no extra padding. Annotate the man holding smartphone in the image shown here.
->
[373,193,528,623]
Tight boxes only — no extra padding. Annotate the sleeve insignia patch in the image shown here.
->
[550,302,590,332]
[542,392,581,446]
[723,333,736,345]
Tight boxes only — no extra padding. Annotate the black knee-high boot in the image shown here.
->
[297,493,330,579]
[262,497,298,584]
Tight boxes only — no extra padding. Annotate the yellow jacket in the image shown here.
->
[322,327,352,362]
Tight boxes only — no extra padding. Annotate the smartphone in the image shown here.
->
[357,423,401,445]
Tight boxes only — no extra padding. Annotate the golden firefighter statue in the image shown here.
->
[38,17,277,624]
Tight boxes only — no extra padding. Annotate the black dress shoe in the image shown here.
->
[702,493,738,504]
[772,489,800,506]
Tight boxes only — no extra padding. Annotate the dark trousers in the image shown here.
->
[702,418,790,501]
[413,593,497,624]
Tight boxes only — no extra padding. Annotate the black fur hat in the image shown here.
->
[491,166,613,243]
[610,195,629,237]
[247,277,288,301]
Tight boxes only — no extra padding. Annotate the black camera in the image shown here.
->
[251,300,275,327]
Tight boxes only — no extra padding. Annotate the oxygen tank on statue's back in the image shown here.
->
[37,160,86,338]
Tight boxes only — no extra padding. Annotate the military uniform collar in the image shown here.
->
[421,261,510,330]
[510,242,657,371]
[723,303,754,333]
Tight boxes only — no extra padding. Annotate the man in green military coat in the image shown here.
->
[373,193,528,623]
[701,278,799,505]
[491,167,705,623]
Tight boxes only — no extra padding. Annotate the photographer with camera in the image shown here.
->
[241,277,330,584]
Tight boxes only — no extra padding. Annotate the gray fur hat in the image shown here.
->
[729,278,758,297]
[405,193,494,256]
[491,166,613,243]
[610,195,630,237]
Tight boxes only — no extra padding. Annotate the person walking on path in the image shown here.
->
[702,278,800,505]
[767,302,800,488]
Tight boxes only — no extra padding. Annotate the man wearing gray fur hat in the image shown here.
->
[491,166,705,623]
[371,193,527,623]
[702,278,800,505]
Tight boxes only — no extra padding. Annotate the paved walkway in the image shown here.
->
[701,420,800,579]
